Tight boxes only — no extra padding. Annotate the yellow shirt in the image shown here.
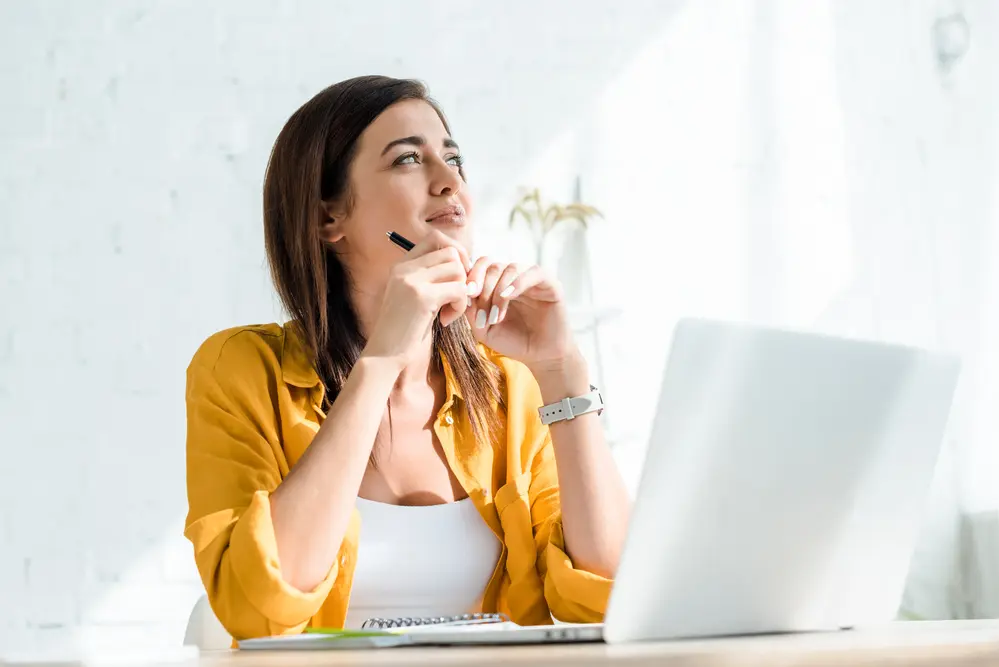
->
[184,323,613,640]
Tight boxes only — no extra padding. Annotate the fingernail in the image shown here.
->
[467,296,473,308]
[466,281,477,295]
[488,305,499,326]
[499,286,514,298]
[475,309,487,329]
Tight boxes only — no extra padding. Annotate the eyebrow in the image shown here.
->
[381,136,460,156]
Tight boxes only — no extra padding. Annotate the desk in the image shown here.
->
[6,621,999,667]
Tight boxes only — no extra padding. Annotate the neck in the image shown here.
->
[350,279,435,390]
[397,341,436,391]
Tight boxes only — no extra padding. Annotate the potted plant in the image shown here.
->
[508,188,602,266]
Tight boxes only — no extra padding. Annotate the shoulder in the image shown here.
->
[187,323,288,385]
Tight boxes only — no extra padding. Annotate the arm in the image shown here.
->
[463,258,629,620]
[265,235,472,591]
[186,234,471,638]
[184,338,398,639]
[528,350,631,580]
[269,355,398,591]
[463,259,630,580]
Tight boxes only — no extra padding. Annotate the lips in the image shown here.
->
[426,204,467,226]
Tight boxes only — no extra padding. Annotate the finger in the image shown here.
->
[491,263,524,323]
[452,242,472,273]
[499,265,560,304]
[512,265,562,303]
[464,256,491,300]
[473,263,503,329]
[506,265,547,295]
[420,259,467,284]
[409,230,471,272]
[430,281,471,327]
[400,246,467,273]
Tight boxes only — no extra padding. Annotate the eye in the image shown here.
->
[446,153,465,168]
[393,152,420,166]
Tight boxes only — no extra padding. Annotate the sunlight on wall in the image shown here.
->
[768,1,852,328]
[486,2,853,459]
[470,2,859,494]
[64,2,995,641]
[962,122,999,513]
[13,3,999,657]
[578,1,755,451]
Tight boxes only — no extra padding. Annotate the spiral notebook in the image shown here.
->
[237,613,544,650]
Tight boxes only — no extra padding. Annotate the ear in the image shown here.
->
[319,199,347,244]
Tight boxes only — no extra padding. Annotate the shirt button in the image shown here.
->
[444,414,454,426]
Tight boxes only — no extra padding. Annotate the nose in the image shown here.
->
[429,157,463,198]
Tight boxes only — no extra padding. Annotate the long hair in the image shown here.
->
[263,75,503,441]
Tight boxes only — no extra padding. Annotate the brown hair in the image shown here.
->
[262,75,503,442]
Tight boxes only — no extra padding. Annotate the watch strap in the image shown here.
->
[538,386,603,426]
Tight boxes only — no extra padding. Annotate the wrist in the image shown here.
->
[355,350,405,384]
[528,350,591,404]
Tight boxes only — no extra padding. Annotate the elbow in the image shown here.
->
[279,564,326,596]
[570,548,621,580]
[564,507,631,579]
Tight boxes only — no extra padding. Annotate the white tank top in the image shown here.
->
[342,497,502,629]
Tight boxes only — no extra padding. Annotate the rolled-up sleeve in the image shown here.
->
[184,339,337,640]
[528,436,614,623]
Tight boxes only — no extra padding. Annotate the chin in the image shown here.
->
[430,224,472,246]
[452,229,474,252]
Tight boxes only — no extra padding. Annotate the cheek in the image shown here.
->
[352,181,411,230]
[363,177,423,223]
[459,190,474,217]
[343,179,425,261]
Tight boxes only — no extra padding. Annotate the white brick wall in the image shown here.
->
[3,0,999,655]
[0,0,678,653]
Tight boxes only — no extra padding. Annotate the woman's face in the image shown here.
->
[323,99,473,274]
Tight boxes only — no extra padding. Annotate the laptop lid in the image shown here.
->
[604,319,960,643]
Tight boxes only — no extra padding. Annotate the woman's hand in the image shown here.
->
[465,259,577,369]
[362,231,472,371]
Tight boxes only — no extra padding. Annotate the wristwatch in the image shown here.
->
[538,385,604,425]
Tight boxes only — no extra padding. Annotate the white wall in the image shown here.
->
[2,0,997,655]
[569,0,999,621]
[572,0,999,620]
[0,0,681,653]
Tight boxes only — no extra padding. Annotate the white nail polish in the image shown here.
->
[475,309,487,329]
[499,286,514,298]
[488,305,499,325]
[467,296,472,308]
[466,281,477,295]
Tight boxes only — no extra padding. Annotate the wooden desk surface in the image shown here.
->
[6,621,999,667]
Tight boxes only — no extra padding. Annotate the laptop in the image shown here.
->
[240,318,961,649]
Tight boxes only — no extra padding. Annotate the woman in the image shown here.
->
[184,75,631,640]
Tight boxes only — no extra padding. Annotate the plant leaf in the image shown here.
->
[563,203,603,218]
[508,187,602,234]
[508,203,533,228]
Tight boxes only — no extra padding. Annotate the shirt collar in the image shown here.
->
[281,320,463,402]
[281,321,322,388]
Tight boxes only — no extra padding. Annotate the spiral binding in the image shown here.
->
[361,612,509,630]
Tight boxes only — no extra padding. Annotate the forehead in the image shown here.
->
[356,99,451,154]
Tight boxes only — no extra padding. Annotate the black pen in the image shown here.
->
[386,231,415,252]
